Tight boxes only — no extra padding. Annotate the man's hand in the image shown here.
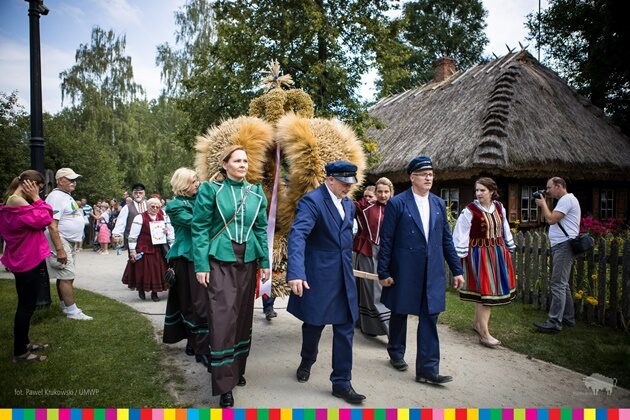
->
[113,236,123,244]
[261,268,271,283]
[56,249,68,265]
[453,275,465,289]
[534,197,547,208]
[196,272,210,287]
[379,277,395,287]
[288,279,310,297]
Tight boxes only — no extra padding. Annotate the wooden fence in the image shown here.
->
[512,232,630,328]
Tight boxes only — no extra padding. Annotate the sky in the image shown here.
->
[0,0,548,114]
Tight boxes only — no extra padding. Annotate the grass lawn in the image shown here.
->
[0,278,175,407]
[440,289,630,389]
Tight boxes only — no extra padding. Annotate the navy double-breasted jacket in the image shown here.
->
[286,184,358,325]
[377,189,463,315]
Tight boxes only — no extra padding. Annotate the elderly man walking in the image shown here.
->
[112,183,147,251]
[378,156,463,385]
[45,168,93,320]
[286,161,366,404]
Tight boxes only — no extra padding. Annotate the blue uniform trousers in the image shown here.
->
[387,292,440,376]
[300,321,354,388]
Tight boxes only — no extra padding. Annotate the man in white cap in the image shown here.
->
[45,168,93,320]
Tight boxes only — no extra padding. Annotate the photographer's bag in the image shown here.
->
[558,221,594,255]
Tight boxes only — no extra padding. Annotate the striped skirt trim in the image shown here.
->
[460,243,516,306]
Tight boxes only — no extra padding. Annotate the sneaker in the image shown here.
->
[67,310,93,321]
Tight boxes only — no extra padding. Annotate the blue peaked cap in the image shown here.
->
[325,161,358,184]
[406,156,433,174]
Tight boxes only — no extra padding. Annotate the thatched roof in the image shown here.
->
[368,51,630,183]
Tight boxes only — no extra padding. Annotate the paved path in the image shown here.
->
[6,251,628,407]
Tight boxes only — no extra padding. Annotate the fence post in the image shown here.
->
[597,237,607,325]
[621,240,630,326]
[609,238,620,328]
[540,233,549,311]
[516,232,524,300]
[532,232,540,307]
[523,232,532,304]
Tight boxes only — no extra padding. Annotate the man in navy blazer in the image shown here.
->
[286,161,366,404]
[377,156,464,385]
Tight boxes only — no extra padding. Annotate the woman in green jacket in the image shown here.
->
[163,168,211,367]
[192,145,270,408]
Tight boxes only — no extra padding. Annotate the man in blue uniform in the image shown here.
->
[378,156,464,385]
[286,160,366,404]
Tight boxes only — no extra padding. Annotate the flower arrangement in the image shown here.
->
[510,219,521,235]
[580,217,626,238]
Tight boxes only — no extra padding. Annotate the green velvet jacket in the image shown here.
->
[191,178,269,273]
[164,195,195,261]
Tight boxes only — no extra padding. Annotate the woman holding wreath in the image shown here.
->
[192,145,270,408]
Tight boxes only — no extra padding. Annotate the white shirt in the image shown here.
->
[412,191,430,242]
[325,183,345,220]
[549,193,581,246]
[112,200,147,237]
[45,189,85,242]
[452,200,516,258]
[127,213,175,251]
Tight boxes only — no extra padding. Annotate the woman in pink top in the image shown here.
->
[0,170,53,362]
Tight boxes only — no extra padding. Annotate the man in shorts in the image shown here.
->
[46,168,93,320]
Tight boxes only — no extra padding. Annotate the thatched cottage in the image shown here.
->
[367,51,630,227]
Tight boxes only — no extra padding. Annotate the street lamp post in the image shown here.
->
[26,0,51,307]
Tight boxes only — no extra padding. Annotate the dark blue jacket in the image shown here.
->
[286,184,357,325]
[377,189,463,315]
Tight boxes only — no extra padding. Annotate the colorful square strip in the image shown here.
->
[0,409,628,420]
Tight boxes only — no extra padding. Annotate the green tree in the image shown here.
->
[375,0,488,96]
[0,92,30,191]
[527,0,630,135]
[160,0,390,137]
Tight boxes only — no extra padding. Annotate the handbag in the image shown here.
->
[557,221,594,255]
[164,266,176,287]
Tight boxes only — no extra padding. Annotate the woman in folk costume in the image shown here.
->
[353,177,394,337]
[452,177,516,348]
[162,168,211,367]
[192,145,270,408]
[122,197,174,302]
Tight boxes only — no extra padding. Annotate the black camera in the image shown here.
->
[532,189,546,199]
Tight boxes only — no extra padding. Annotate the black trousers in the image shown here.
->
[13,260,47,356]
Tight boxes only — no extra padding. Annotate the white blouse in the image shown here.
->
[128,212,175,251]
[452,200,515,258]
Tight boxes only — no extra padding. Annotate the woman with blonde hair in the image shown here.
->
[353,177,394,337]
[0,170,52,362]
[122,197,174,301]
[453,177,516,348]
[163,168,211,367]
[192,145,270,407]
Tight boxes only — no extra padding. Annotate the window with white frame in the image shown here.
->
[520,185,543,222]
[440,188,460,218]
[600,190,615,219]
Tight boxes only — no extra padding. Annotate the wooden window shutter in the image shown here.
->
[508,183,519,223]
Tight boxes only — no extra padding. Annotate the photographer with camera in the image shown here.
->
[533,177,580,333]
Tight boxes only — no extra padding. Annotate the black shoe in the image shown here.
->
[265,310,278,321]
[151,292,160,302]
[296,361,311,383]
[195,354,209,368]
[390,358,408,371]
[533,320,562,333]
[185,343,195,356]
[562,319,576,327]
[415,372,453,385]
[237,375,246,386]
[219,391,234,408]
[332,385,366,404]
[138,290,146,300]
